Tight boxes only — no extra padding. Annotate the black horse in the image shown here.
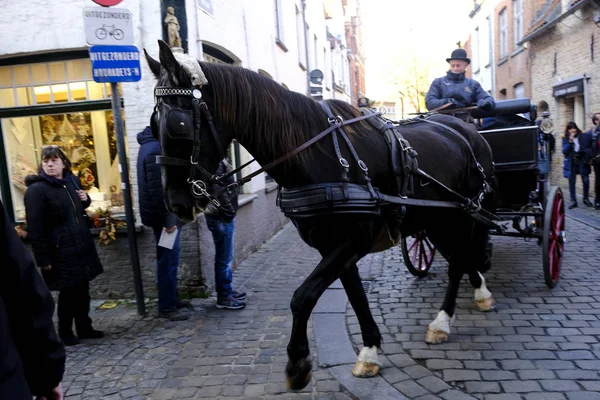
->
[145,41,496,390]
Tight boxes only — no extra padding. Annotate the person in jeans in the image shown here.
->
[24,146,104,346]
[205,158,246,310]
[137,126,191,321]
[587,113,600,209]
[1,199,65,400]
[562,121,594,209]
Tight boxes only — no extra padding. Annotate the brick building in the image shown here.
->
[343,0,367,108]
[519,0,600,192]
[493,0,537,100]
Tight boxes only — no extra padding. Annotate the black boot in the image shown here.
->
[59,332,80,346]
[568,201,578,209]
[583,198,593,207]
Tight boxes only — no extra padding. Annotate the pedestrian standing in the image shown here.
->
[137,126,191,321]
[0,199,66,400]
[24,146,104,346]
[587,113,600,209]
[205,158,246,310]
[562,121,594,209]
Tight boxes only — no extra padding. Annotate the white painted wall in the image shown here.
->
[468,0,498,94]
[0,0,352,197]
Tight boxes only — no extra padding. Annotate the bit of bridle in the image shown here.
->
[152,85,382,207]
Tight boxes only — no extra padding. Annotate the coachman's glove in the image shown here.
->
[477,99,492,111]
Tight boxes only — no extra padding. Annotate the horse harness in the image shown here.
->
[152,86,498,230]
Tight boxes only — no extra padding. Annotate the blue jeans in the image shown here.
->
[152,225,181,312]
[568,172,590,202]
[205,215,235,298]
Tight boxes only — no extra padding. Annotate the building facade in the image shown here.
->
[467,0,499,96]
[519,0,600,189]
[0,0,358,298]
[493,0,535,100]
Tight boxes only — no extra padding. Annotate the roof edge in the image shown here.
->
[517,0,592,46]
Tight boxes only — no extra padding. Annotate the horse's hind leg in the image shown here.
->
[285,241,355,391]
[469,227,495,312]
[339,262,382,378]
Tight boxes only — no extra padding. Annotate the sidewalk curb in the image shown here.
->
[313,282,409,400]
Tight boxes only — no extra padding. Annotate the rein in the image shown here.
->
[153,85,382,202]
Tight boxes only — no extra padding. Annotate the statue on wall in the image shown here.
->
[164,6,182,48]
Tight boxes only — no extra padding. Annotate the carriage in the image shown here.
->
[401,99,565,288]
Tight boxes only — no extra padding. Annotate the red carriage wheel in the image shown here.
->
[542,186,565,288]
[401,231,436,277]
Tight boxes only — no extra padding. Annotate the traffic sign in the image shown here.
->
[92,0,123,6]
[89,45,142,83]
[83,7,134,45]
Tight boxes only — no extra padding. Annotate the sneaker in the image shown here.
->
[583,198,593,207]
[176,299,194,310]
[595,202,600,210]
[78,329,104,339]
[158,308,191,321]
[232,290,246,301]
[216,296,246,310]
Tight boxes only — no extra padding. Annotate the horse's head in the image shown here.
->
[144,40,231,221]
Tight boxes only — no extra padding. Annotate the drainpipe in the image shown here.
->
[301,0,311,96]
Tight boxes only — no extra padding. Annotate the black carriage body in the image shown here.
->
[479,124,540,209]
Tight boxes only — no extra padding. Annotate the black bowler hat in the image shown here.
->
[446,48,471,64]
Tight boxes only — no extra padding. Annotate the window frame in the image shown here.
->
[513,0,523,47]
[499,8,508,59]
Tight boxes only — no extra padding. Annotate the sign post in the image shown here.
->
[85,5,145,315]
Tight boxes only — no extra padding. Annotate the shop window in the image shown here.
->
[2,111,125,221]
[0,60,114,106]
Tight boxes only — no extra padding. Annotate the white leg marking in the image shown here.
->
[357,346,382,366]
[428,310,452,334]
[474,272,492,301]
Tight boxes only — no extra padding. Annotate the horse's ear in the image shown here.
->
[143,49,161,78]
[158,40,181,79]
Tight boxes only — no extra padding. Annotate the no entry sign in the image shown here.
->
[92,0,123,6]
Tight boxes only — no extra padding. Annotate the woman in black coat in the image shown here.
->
[24,146,104,346]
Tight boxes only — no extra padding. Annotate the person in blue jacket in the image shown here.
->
[425,48,495,115]
[562,121,594,209]
[137,126,192,321]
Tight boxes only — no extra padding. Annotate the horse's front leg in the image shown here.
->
[426,264,462,344]
[339,262,382,378]
[285,241,354,391]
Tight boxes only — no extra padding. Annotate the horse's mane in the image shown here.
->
[198,62,367,160]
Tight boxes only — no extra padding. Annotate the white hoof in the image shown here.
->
[426,310,451,344]
[352,346,381,378]
[474,272,495,312]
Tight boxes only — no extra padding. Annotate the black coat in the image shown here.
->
[425,71,495,111]
[24,174,103,291]
[0,200,65,399]
[136,127,178,228]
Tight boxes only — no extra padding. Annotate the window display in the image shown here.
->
[2,110,126,221]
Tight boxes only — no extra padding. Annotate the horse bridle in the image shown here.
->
[153,86,227,207]
[153,85,383,207]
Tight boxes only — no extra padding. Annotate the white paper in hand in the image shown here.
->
[158,228,178,250]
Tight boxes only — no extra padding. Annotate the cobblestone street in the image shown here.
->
[61,211,600,399]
